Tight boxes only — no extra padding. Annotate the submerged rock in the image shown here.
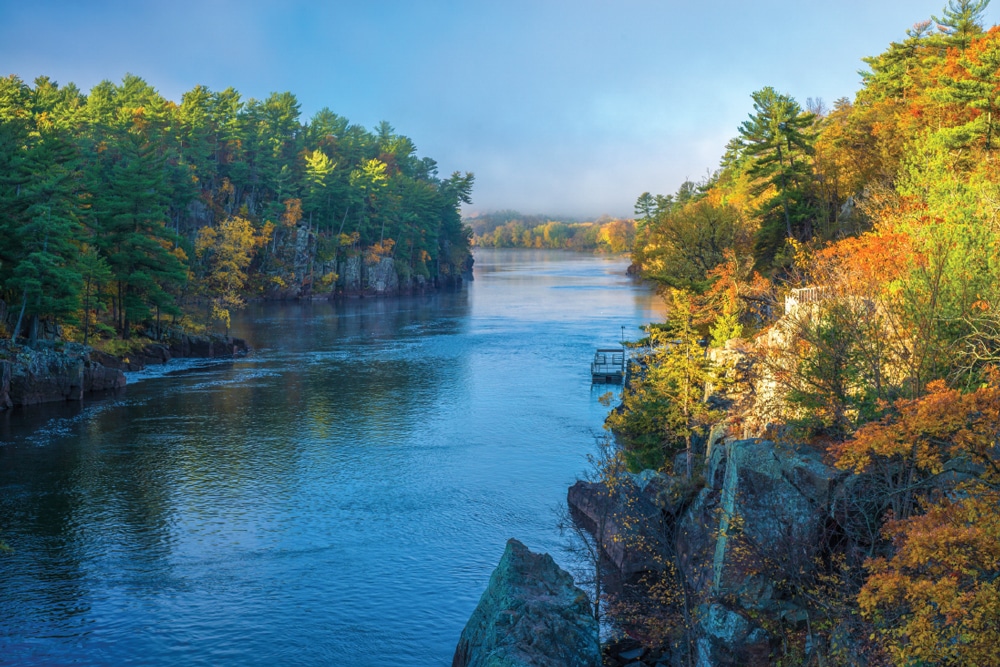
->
[453,538,600,667]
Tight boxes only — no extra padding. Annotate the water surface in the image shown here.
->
[0,249,663,666]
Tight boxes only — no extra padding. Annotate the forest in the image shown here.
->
[0,74,473,343]
[599,1,1000,664]
[468,210,636,252]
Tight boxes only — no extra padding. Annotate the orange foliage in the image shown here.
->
[365,238,395,264]
[841,378,1000,665]
[835,378,1000,480]
[704,248,772,324]
[860,493,1000,666]
[281,198,302,227]
[814,231,917,292]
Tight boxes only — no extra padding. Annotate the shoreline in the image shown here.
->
[0,332,249,412]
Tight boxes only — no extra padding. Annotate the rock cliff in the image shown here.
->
[569,438,854,665]
[0,342,125,409]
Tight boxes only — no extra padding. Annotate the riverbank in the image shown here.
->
[0,332,249,410]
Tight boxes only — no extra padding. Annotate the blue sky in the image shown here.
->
[2,0,998,218]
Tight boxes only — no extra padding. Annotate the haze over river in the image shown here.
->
[0,249,663,666]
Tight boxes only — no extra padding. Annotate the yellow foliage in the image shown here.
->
[196,215,270,330]
[860,494,1000,667]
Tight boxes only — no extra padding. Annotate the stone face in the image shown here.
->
[567,473,671,579]
[695,604,770,667]
[1,343,123,408]
[338,255,362,292]
[453,539,600,667]
[364,257,400,294]
[712,439,846,599]
[675,487,721,597]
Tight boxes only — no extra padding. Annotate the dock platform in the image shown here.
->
[591,348,625,384]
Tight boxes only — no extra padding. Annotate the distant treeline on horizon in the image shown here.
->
[466,210,635,252]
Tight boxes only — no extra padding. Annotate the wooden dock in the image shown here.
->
[591,348,625,384]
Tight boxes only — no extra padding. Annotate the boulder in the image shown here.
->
[695,604,770,667]
[453,539,600,667]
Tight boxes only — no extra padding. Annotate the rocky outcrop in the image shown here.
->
[365,257,399,294]
[336,254,457,297]
[567,471,677,579]
[0,343,125,408]
[0,359,11,409]
[695,604,769,667]
[708,439,847,608]
[569,437,854,664]
[88,333,249,372]
[453,539,600,667]
[165,332,249,363]
[0,332,248,410]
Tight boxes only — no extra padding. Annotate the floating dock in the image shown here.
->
[591,348,625,384]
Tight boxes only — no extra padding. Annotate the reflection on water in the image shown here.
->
[0,249,664,666]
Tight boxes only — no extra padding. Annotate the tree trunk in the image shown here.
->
[11,289,28,342]
[83,279,91,346]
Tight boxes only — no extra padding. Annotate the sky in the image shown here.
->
[2,0,999,219]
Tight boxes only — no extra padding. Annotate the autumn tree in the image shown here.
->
[837,379,1000,665]
[196,215,270,333]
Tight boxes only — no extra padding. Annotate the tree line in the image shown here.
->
[612,1,1000,663]
[0,74,473,342]
[468,210,635,252]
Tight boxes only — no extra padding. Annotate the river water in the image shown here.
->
[0,249,663,666]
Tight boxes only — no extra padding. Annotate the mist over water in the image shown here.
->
[0,249,663,666]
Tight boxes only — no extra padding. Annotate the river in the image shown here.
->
[0,249,663,666]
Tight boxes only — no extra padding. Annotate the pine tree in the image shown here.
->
[8,131,84,341]
[89,131,186,337]
[934,0,991,50]
[737,87,816,269]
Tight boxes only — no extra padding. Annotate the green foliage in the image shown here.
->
[738,87,817,269]
[631,189,744,293]
[0,73,473,340]
[470,211,634,253]
[606,290,722,473]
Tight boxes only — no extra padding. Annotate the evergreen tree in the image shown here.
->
[89,132,186,337]
[8,131,84,340]
[934,0,991,49]
[737,87,816,269]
